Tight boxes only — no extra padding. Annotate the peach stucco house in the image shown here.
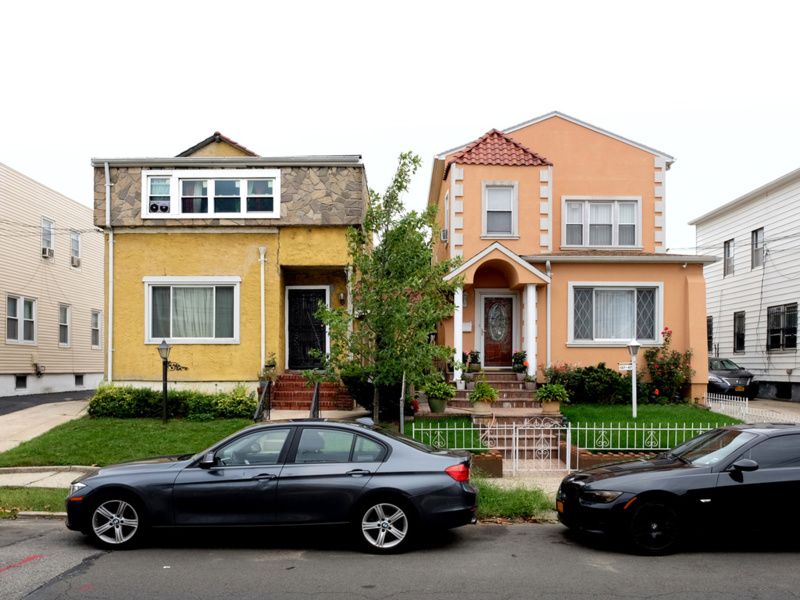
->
[429,112,713,399]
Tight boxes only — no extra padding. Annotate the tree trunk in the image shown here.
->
[372,385,380,423]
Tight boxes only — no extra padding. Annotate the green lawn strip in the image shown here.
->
[0,417,252,467]
[404,417,487,450]
[561,404,742,450]
[474,479,554,522]
[0,487,69,518]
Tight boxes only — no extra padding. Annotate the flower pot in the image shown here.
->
[471,401,493,412]
[515,372,525,381]
[524,381,536,391]
[456,380,465,391]
[428,397,448,414]
[542,400,561,414]
[466,381,475,390]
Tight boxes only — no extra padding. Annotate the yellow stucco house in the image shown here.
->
[92,133,366,407]
[430,112,713,399]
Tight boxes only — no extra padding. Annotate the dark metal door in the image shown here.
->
[483,297,513,367]
[288,288,326,370]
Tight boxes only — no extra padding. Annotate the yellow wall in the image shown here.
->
[109,227,350,383]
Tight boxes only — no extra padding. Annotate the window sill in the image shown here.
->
[145,338,240,345]
[766,348,797,354]
[6,340,37,346]
[567,341,660,348]
[481,235,519,240]
[560,245,643,251]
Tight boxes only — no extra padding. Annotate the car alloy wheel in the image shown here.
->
[360,502,409,552]
[90,499,141,548]
[629,502,680,555]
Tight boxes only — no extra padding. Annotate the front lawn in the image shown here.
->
[0,487,68,518]
[403,417,487,450]
[0,418,252,467]
[561,403,742,426]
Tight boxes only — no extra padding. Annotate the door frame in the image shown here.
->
[476,289,520,369]
[284,285,331,370]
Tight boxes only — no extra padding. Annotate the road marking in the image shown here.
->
[0,554,45,574]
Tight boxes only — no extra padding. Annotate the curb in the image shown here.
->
[0,466,98,474]
[16,511,67,520]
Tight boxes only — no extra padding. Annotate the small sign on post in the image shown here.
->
[618,362,633,372]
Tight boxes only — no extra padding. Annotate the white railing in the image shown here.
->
[704,392,795,423]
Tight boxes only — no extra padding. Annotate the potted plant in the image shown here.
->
[256,353,278,397]
[467,350,482,372]
[536,382,568,413]
[468,375,498,412]
[424,380,455,414]
[523,374,536,391]
[512,350,527,380]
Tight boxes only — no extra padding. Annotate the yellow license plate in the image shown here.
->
[556,500,564,513]
[735,386,745,392]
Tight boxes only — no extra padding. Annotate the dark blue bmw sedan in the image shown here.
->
[66,418,477,553]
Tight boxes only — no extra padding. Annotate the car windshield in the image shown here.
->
[671,429,756,465]
[709,358,742,370]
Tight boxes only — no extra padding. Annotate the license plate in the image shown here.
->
[735,386,745,392]
[556,500,564,513]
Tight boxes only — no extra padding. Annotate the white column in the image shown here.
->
[525,284,537,378]
[453,287,463,382]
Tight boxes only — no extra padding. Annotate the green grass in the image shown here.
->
[0,417,252,467]
[0,487,69,518]
[474,479,554,521]
[403,417,487,450]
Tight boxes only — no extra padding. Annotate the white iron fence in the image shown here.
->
[704,392,796,423]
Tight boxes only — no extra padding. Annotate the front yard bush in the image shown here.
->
[88,384,256,419]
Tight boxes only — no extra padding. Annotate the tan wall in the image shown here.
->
[0,164,104,376]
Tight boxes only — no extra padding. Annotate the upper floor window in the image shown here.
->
[70,231,81,267]
[144,276,240,344]
[482,183,517,237]
[723,239,734,277]
[91,310,102,349]
[767,303,797,351]
[58,304,70,347]
[751,228,765,269]
[41,218,54,257]
[563,198,639,247]
[570,283,660,344]
[142,169,280,219]
[7,295,36,344]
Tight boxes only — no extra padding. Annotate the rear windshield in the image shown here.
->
[709,358,742,370]
[374,425,438,453]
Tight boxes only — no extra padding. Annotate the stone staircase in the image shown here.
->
[270,372,354,411]
[451,370,543,409]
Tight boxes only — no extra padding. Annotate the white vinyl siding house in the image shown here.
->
[0,163,104,395]
[692,167,800,400]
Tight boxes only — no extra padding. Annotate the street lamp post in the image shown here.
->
[157,339,171,424]
[628,339,641,419]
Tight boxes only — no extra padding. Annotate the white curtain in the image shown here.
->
[618,202,636,246]
[589,204,612,245]
[172,287,214,338]
[595,290,634,339]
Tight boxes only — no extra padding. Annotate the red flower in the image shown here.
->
[654,388,660,396]
[523,360,529,367]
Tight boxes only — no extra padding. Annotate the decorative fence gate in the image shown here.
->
[704,392,795,423]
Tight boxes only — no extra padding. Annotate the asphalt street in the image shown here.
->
[3,519,800,600]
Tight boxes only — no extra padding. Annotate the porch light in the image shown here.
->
[628,339,640,419]
[157,339,172,424]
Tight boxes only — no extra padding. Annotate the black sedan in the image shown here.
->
[557,424,800,554]
[66,419,477,553]
[708,358,757,399]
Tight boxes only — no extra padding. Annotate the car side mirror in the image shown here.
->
[199,452,217,469]
[731,458,759,472]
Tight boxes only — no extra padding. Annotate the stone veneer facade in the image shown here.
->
[94,166,368,228]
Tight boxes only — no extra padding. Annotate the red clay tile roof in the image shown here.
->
[444,129,551,177]
[176,131,258,157]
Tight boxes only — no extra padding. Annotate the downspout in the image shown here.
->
[104,162,114,383]
[546,260,552,369]
[259,247,267,371]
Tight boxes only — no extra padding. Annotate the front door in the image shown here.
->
[287,288,326,370]
[483,297,513,367]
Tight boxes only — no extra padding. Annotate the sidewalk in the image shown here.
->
[0,400,90,453]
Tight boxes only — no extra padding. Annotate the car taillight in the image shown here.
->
[445,463,470,482]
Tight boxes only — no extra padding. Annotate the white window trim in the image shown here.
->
[481,181,519,239]
[567,281,664,347]
[41,217,54,251]
[284,285,331,371]
[70,230,81,258]
[6,294,37,345]
[91,309,102,350]
[560,196,642,249]
[58,304,71,348]
[143,276,241,344]
[140,169,281,220]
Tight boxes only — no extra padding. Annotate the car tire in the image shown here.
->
[627,501,682,555]
[86,493,146,550]
[354,497,414,554]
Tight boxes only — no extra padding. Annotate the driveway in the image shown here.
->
[0,401,89,453]
[0,391,94,417]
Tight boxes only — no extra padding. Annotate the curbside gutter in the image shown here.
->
[16,511,67,520]
[0,466,99,474]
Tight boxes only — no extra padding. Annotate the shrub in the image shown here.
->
[536,383,569,403]
[88,385,141,418]
[88,384,256,419]
[214,383,257,418]
[643,327,694,403]
[544,363,627,405]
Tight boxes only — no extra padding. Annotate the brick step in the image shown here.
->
[273,391,351,401]
[274,383,350,392]
[272,387,349,396]
[455,390,536,400]
[457,383,534,392]
[449,399,542,409]
[271,401,354,410]
[462,372,521,382]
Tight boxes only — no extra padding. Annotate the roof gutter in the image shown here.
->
[91,156,363,168]
[523,254,717,264]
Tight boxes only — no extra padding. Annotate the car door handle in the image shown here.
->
[252,473,277,481]
[346,469,371,477]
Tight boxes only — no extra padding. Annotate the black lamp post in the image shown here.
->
[157,339,171,424]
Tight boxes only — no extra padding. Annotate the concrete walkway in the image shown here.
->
[0,401,90,453]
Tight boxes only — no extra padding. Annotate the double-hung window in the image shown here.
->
[482,183,517,237]
[767,303,797,351]
[7,296,36,344]
[91,310,102,349]
[70,231,81,267]
[58,304,70,347]
[144,277,240,344]
[751,228,765,269]
[571,284,660,344]
[41,218,54,254]
[707,316,713,353]
[142,169,280,219]
[723,239,734,277]
[563,198,639,247]
[733,311,745,353]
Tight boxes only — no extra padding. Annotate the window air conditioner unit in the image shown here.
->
[41,247,54,259]
[149,200,170,213]
[71,256,81,268]
[440,228,449,243]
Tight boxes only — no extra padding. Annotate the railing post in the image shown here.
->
[566,423,572,471]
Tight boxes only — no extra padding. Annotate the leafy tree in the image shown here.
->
[316,152,461,421]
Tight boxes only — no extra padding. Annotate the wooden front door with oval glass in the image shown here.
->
[483,297,513,367]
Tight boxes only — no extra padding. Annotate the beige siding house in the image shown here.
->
[0,163,103,396]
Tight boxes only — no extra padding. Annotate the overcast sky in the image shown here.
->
[2,0,798,254]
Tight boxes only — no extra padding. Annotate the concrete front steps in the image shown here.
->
[451,369,541,410]
[270,373,354,411]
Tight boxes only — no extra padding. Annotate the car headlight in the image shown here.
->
[708,375,725,384]
[68,482,87,497]
[581,490,623,503]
